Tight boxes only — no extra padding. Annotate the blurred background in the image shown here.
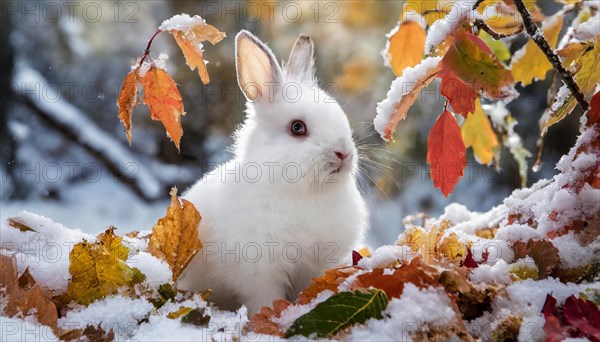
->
[0,0,579,247]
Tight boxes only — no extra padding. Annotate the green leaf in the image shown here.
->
[285,290,388,338]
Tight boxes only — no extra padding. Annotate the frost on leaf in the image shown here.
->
[148,187,202,281]
[374,57,442,141]
[66,227,145,305]
[427,109,467,197]
[160,14,226,84]
[511,14,564,86]
[141,66,186,150]
[116,71,138,145]
[0,254,59,333]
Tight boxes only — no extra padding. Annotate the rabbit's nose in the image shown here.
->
[335,151,350,160]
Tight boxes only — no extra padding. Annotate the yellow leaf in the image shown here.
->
[396,225,426,252]
[511,14,564,86]
[545,37,600,132]
[462,99,499,164]
[148,187,202,281]
[161,15,226,84]
[479,30,511,62]
[141,66,186,150]
[386,21,426,76]
[116,71,138,144]
[557,42,590,68]
[358,247,372,258]
[167,306,193,319]
[439,233,468,264]
[66,227,143,305]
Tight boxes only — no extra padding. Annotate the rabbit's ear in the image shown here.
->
[236,30,282,102]
[286,35,314,83]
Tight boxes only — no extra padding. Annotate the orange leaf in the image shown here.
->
[385,20,426,76]
[297,266,359,305]
[141,66,186,150]
[426,109,467,197]
[353,258,440,298]
[160,14,226,84]
[116,71,139,144]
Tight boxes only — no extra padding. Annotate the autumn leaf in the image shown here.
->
[402,0,447,26]
[512,239,560,279]
[385,20,426,76]
[438,69,478,117]
[439,233,468,264]
[0,254,58,333]
[250,299,292,337]
[354,258,441,298]
[427,109,467,197]
[148,187,202,281]
[440,31,515,109]
[511,14,564,86]
[141,66,186,150]
[545,37,600,133]
[297,266,359,305]
[374,57,442,141]
[116,71,139,144]
[461,98,499,164]
[285,290,388,338]
[160,14,226,84]
[557,41,590,69]
[66,227,144,305]
[587,91,600,125]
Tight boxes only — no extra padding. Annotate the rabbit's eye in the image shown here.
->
[290,120,307,136]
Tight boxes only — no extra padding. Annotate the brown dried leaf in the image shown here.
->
[148,187,202,281]
[297,266,359,305]
[0,254,58,333]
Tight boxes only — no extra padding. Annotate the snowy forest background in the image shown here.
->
[0,0,579,246]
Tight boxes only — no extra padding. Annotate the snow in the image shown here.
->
[125,251,172,288]
[0,316,58,341]
[574,11,600,41]
[551,84,571,112]
[57,296,154,339]
[357,244,415,269]
[0,211,93,291]
[159,14,206,32]
[374,56,442,140]
[469,259,512,285]
[348,284,458,341]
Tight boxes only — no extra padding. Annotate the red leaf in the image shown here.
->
[542,293,558,317]
[426,109,467,197]
[439,69,477,118]
[563,295,600,341]
[587,91,600,126]
[352,250,363,266]
[462,249,479,268]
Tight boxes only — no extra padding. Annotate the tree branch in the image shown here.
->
[513,0,590,112]
[473,19,524,39]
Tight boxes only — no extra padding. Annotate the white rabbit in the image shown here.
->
[177,30,368,313]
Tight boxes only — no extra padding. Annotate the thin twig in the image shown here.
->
[138,29,162,68]
[513,0,590,112]
[472,0,486,10]
[474,19,525,39]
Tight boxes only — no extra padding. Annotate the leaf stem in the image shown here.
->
[513,0,590,112]
[138,29,162,68]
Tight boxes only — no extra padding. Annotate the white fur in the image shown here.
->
[177,30,368,313]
